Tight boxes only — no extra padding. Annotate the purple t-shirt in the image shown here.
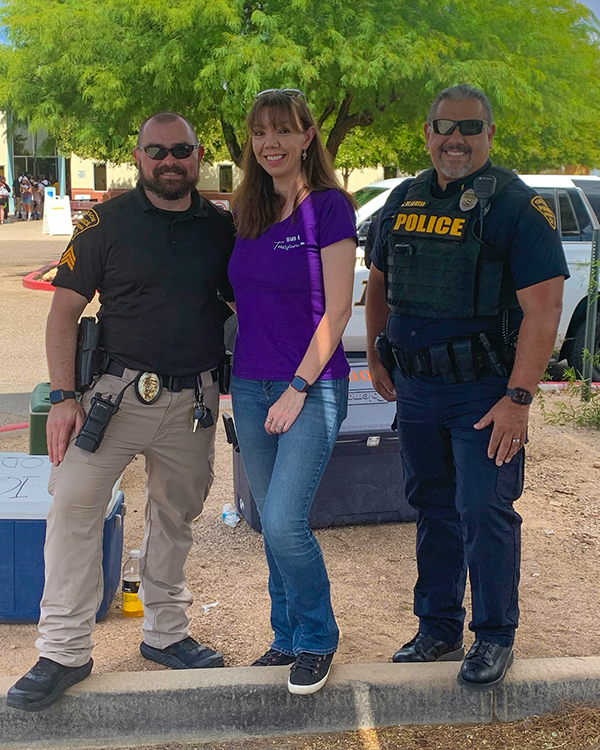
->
[229,189,357,380]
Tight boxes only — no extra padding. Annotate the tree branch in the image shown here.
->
[317,100,336,128]
[325,93,374,160]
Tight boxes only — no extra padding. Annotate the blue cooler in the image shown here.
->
[230,360,417,532]
[0,453,124,623]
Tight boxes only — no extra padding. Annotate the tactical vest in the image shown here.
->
[385,166,520,319]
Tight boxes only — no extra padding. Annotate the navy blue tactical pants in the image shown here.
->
[393,368,524,647]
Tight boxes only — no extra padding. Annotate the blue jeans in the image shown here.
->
[231,376,348,655]
[393,368,523,647]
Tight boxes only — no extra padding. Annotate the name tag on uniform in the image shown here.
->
[392,210,468,240]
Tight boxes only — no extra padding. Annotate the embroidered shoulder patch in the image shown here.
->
[531,196,557,230]
[71,208,100,240]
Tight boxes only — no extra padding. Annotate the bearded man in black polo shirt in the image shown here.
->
[8,112,236,712]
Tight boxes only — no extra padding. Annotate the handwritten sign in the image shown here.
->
[0,454,53,519]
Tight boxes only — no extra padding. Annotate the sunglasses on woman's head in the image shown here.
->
[254,88,306,100]
[138,144,200,161]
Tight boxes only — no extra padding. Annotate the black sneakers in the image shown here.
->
[457,640,514,690]
[288,652,334,695]
[140,636,224,669]
[251,648,296,667]
[392,632,464,663]
[6,657,93,712]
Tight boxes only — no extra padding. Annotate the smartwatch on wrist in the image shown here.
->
[506,387,533,406]
[49,389,77,405]
[290,375,310,393]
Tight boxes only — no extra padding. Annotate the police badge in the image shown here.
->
[135,372,163,404]
[459,189,478,212]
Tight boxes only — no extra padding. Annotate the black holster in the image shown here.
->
[375,332,395,378]
[75,317,107,393]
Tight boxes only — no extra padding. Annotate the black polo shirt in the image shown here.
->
[371,161,569,352]
[53,184,236,375]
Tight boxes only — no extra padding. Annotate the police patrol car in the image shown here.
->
[343,175,600,379]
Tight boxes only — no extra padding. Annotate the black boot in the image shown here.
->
[457,640,514,690]
[392,632,464,662]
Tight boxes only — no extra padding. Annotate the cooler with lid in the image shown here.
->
[229,360,416,532]
[0,453,124,622]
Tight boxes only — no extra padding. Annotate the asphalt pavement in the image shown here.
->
[0,220,94,424]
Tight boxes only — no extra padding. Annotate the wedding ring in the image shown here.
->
[276,425,284,432]
[265,417,273,423]
[512,438,521,443]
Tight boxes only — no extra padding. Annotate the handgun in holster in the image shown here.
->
[75,317,107,393]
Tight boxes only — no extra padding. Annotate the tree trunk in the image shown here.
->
[342,167,351,190]
[220,116,244,167]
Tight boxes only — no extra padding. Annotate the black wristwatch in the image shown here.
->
[506,387,533,406]
[290,375,310,393]
[49,389,77,405]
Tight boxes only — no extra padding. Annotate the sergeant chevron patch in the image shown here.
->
[58,245,76,271]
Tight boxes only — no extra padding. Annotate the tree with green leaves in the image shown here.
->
[1,0,599,172]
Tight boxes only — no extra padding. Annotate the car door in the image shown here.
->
[533,187,594,345]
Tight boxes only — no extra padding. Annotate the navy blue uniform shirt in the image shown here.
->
[371,161,569,352]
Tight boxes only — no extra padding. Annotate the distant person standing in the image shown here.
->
[13,174,22,220]
[0,176,11,224]
[20,177,33,220]
[32,181,43,219]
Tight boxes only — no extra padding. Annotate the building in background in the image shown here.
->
[0,115,385,207]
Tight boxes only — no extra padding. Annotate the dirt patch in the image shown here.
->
[1,391,600,676]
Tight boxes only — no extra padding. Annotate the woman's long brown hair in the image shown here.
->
[232,91,355,239]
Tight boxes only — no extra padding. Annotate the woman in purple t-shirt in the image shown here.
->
[229,90,357,695]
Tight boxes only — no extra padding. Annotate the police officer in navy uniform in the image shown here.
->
[7,112,235,712]
[366,84,568,690]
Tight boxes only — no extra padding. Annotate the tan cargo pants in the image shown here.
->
[36,368,219,668]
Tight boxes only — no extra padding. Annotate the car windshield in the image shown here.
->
[352,186,388,208]
[572,180,600,223]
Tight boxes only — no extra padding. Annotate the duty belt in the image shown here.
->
[391,334,513,384]
[105,359,218,392]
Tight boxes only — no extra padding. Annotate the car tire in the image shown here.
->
[570,315,600,381]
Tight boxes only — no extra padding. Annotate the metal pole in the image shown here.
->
[5,111,14,215]
[582,227,600,401]
[58,155,66,198]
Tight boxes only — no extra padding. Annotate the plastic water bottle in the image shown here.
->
[222,502,240,528]
[122,549,144,617]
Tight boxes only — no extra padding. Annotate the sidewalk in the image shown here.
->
[2,658,600,749]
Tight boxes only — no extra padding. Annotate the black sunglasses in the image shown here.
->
[431,119,487,136]
[254,88,305,100]
[138,144,200,161]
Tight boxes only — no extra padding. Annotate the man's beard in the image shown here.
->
[137,163,198,201]
[437,146,473,181]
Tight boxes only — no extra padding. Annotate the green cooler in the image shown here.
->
[29,382,51,455]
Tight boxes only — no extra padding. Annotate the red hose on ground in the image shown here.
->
[0,422,29,432]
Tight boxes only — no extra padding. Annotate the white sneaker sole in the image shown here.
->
[288,665,332,695]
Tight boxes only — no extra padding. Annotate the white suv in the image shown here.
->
[343,175,600,378]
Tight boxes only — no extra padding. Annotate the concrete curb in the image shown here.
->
[2,657,600,748]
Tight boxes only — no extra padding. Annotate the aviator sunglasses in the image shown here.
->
[431,119,488,136]
[138,144,201,160]
[255,88,306,100]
